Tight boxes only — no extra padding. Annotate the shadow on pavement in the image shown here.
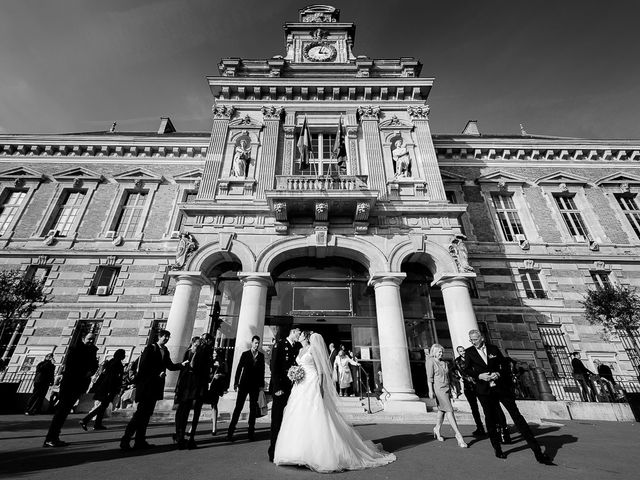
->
[373,431,435,453]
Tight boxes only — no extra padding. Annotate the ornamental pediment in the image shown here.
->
[595,172,640,187]
[440,170,467,184]
[0,166,45,181]
[476,170,530,185]
[173,169,203,183]
[114,167,164,183]
[534,171,589,186]
[52,167,104,183]
[229,115,262,129]
[379,115,413,130]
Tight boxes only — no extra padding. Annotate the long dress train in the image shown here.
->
[273,350,395,473]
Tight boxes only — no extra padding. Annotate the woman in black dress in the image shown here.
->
[208,348,227,435]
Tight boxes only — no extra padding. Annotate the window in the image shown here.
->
[492,193,525,242]
[90,266,120,295]
[159,267,176,296]
[445,191,457,204]
[590,271,611,290]
[148,320,168,345]
[520,270,547,299]
[70,320,102,347]
[115,191,147,238]
[177,191,197,231]
[25,265,51,283]
[539,325,572,377]
[618,328,640,376]
[0,189,27,235]
[554,194,589,241]
[294,132,339,175]
[50,190,86,237]
[615,194,640,239]
[468,278,479,299]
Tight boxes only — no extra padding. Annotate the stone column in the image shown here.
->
[229,272,272,386]
[255,106,284,200]
[199,105,235,199]
[357,106,386,198]
[346,112,360,175]
[164,271,207,392]
[435,274,480,350]
[408,106,447,201]
[370,273,423,411]
[282,112,296,175]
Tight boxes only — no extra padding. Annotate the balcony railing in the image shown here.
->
[275,175,369,192]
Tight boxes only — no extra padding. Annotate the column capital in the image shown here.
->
[212,104,236,120]
[168,270,209,286]
[356,105,381,121]
[261,105,285,120]
[407,105,430,120]
[433,272,476,289]
[368,272,406,288]
[238,271,273,287]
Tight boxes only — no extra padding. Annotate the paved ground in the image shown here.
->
[0,414,637,480]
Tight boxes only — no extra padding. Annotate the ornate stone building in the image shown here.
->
[1,5,639,406]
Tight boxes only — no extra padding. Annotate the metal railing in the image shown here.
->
[0,370,36,393]
[548,374,640,402]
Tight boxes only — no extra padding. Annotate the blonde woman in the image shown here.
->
[425,344,467,448]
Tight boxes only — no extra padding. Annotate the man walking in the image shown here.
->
[43,333,98,447]
[267,327,300,461]
[227,335,265,443]
[464,329,551,464]
[571,352,596,402]
[454,346,485,436]
[120,329,186,450]
[25,353,55,415]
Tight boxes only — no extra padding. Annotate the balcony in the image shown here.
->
[265,175,378,233]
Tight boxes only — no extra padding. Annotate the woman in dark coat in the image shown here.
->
[208,348,228,435]
[25,353,55,415]
[81,349,126,430]
[174,336,211,449]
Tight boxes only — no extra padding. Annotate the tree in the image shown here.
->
[0,269,50,359]
[581,283,640,378]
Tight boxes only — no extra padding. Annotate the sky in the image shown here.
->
[1,0,639,139]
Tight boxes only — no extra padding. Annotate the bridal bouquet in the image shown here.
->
[287,365,305,384]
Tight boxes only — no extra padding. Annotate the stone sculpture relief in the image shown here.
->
[449,235,474,273]
[232,139,251,178]
[392,139,412,178]
[173,233,198,270]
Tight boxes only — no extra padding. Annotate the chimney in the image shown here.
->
[462,120,480,136]
[158,117,176,134]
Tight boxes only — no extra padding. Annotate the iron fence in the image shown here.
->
[0,370,36,393]
[548,374,640,402]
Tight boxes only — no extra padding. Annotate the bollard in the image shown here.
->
[533,367,556,401]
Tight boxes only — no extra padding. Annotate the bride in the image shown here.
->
[273,331,396,473]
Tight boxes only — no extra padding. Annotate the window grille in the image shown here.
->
[618,328,640,377]
[0,190,27,235]
[492,193,525,242]
[590,271,611,290]
[25,265,51,284]
[539,325,572,377]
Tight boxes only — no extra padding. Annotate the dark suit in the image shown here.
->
[122,343,182,445]
[572,357,596,401]
[454,354,484,431]
[45,342,98,442]
[464,343,543,456]
[268,338,300,460]
[228,349,265,439]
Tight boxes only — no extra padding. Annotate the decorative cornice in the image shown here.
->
[261,106,285,120]
[0,141,207,159]
[407,105,430,120]
[356,105,381,121]
[212,105,236,119]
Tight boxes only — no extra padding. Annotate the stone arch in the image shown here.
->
[388,238,457,279]
[256,235,388,275]
[187,238,256,274]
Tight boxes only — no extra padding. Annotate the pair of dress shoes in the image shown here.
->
[494,448,553,465]
[43,439,68,448]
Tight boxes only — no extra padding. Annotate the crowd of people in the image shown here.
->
[25,326,562,470]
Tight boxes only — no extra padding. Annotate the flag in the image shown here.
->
[297,116,312,170]
[332,115,347,168]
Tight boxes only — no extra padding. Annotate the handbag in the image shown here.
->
[256,390,268,417]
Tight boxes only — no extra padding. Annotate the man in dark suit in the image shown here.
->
[26,353,55,415]
[571,352,596,402]
[267,327,300,461]
[464,329,551,464]
[120,329,186,450]
[43,333,99,447]
[454,346,485,436]
[227,335,266,443]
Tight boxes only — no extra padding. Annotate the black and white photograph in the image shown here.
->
[0,1,639,479]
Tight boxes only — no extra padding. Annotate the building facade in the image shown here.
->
[1,5,639,406]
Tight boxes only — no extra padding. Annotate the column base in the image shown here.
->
[383,398,427,414]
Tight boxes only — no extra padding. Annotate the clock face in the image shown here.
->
[304,42,337,62]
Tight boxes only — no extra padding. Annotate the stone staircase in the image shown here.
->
[107,394,482,425]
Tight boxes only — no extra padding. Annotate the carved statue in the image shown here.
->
[392,139,412,178]
[232,139,251,177]
[173,233,197,270]
[449,235,473,273]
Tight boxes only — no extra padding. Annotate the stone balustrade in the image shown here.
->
[275,175,369,191]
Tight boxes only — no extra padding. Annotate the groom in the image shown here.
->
[268,326,301,462]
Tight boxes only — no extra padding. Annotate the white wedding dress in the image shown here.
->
[273,347,396,473]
